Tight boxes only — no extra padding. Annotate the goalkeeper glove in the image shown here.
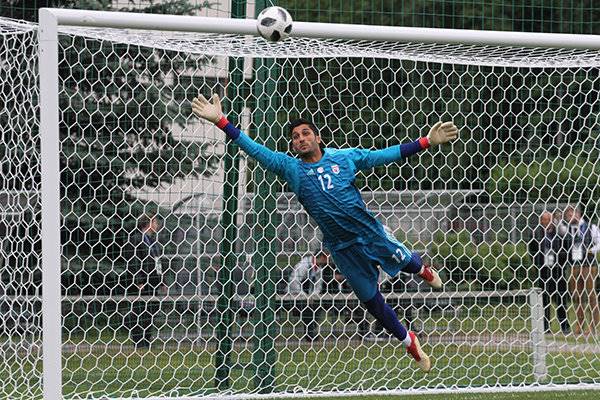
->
[427,121,459,146]
[192,93,223,124]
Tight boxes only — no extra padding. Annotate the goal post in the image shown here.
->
[13,6,600,399]
[213,1,246,391]
[38,9,62,400]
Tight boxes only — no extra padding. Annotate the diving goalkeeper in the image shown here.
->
[192,94,458,372]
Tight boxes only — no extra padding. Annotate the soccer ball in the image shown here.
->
[256,6,293,42]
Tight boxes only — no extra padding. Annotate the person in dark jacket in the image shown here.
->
[529,211,570,334]
[124,214,164,349]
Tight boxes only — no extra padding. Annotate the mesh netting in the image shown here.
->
[2,16,600,399]
[0,18,43,400]
[60,26,600,67]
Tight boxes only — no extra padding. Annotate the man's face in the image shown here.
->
[149,218,160,233]
[540,213,551,228]
[291,124,321,157]
[315,254,328,266]
[565,208,575,223]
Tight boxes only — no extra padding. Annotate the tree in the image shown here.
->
[1,0,219,295]
[279,1,600,34]
[274,1,599,194]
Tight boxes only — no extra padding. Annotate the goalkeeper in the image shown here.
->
[192,94,458,372]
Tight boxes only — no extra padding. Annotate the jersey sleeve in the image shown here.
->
[340,146,402,170]
[234,131,297,184]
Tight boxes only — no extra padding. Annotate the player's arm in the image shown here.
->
[191,93,291,177]
[351,121,459,169]
[401,121,459,157]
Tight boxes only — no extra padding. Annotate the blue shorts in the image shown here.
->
[329,233,412,302]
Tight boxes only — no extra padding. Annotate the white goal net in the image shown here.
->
[2,11,600,399]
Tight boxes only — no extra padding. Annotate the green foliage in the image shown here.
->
[0,0,111,22]
[430,230,532,290]
[276,53,599,193]
[1,0,218,293]
[487,152,600,208]
[59,1,219,291]
[273,2,600,193]
[3,1,599,290]
[3,1,600,34]
[278,0,600,34]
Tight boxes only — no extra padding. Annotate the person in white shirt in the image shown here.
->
[564,205,600,336]
[588,220,600,334]
[287,252,327,296]
[287,251,329,341]
[589,223,600,256]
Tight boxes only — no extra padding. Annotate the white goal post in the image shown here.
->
[22,7,600,400]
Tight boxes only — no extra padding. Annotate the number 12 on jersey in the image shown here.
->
[318,174,334,191]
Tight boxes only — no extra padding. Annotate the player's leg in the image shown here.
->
[364,290,430,372]
[540,265,552,332]
[379,230,442,289]
[570,266,585,335]
[551,266,570,334]
[330,245,431,372]
[584,265,599,335]
[403,251,442,289]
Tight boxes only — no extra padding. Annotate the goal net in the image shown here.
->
[2,10,600,399]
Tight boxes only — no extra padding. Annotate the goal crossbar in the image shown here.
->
[41,8,600,50]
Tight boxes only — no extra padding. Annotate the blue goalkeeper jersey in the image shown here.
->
[235,131,403,251]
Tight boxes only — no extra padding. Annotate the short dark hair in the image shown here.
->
[288,118,326,152]
[288,118,319,137]
[137,214,159,230]
[137,215,150,230]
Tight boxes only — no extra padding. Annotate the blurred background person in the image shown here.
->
[564,205,599,336]
[529,210,570,334]
[124,214,164,349]
[287,250,328,341]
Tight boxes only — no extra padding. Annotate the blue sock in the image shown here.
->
[403,252,423,274]
[364,291,408,342]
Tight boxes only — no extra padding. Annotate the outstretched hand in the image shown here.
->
[427,121,459,146]
[192,93,223,124]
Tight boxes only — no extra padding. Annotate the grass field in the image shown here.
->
[3,303,600,398]
[266,391,600,400]
[44,340,600,398]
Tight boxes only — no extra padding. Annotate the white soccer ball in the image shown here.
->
[256,6,293,42]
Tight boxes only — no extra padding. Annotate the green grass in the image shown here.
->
[2,341,600,399]
[54,341,600,398]
[264,391,600,400]
[2,302,600,399]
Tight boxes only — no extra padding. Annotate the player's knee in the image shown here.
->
[364,290,385,316]
[357,287,378,303]
[402,252,422,274]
